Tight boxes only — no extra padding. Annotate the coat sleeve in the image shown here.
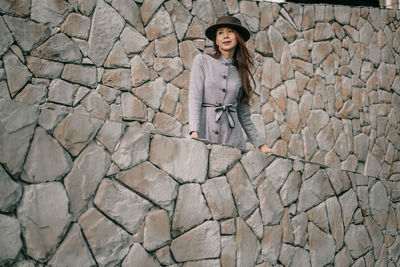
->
[237,91,265,148]
[188,54,205,134]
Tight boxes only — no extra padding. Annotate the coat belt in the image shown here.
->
[202,103,236,128]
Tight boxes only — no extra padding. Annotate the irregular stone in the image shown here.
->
[338,190,360,231]
[31,0,69,27]
[0,17,13,57]
[307,109,329,134]
[364,152,381,177]
[154,57,184,82]
[3,51,32,97]
[262,57,282,89]
[240,150,269,181]
[165,0,192,41]
[63,141,110,220]
[191,0,216,25]
[316,123,334,152]
[280,171,301,207]
[116,161,178,208]
[292,212,308,246]
[145,6,174,41]
[155,245,174,265]
[121,93,147,121]
[112,0,144,33]
[140,0,163,25]
[143,209,171,251]
[130,55,150,87]
[354,133,369,161]
[150,135,208,183]
[293,58,313,76]
[370,181,389,229]
[47,223,96,267]
[80,91,110,119]
[281,43,294,81]
[0,166,21,212]
[154,34,178,58]
[0,0,30,16]
[48,79,78,106]
[278,243,295,266]
[255,31,272,56]
[134,77,165,109]
[120,25,149,55]
[311,41,332,66]
[21,127,72,183]
[334,248,354,266]
[288,133,304,158]
[14,83,46,105]
[281,208,293,243]
[101,68,132,91]
[258,180,284,225]
[0,214,22,264]
[26,57,63,79]
[265,158,292,191]
[0,99,39,175]
[236,217,259,267]
[154,112,182,136]
[77,0,96,16]
[171,221,220,262]
[78,208,132,266]
[186,17,208,40]
[270,84,287,113]
[302,127,318,161]
[17,183,71,262]
[344,224,372,259]
[226,163,259,218]
[327,169,350,196]
[308,202,329,234]
[365,216,384,260]
[289,39,310,61]
[61,64,97,88]
[111,125,149,170]
[172,183,211,237]
[94,178,152,234]
[388,237,400,263]
[208,145,242,177]
[221,235,236,267]
[326,197,344,250]
[179,40,201,70]
[268,26,284,62]
[309,222,335,267]
[334,131,349,160]
[160,83,179,115]
[275,16,297,43]
[246,208,263,239]
[261,225,282,264]
[31,33,82,63]
[88,0,124,65]
[104,41,130,68]
[298,170,335,212]
[239,1,259,32]
[314,22,334,41]
[202,176,236,220]
[122,243,161,267]
[61,13,90,39]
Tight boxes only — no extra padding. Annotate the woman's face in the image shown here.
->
[215,27,238,54]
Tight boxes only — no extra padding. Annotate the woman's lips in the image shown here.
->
[223,41,231,44]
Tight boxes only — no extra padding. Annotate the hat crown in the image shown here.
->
[215,16,242,26]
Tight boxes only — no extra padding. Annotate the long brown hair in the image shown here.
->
[210,30,255,105]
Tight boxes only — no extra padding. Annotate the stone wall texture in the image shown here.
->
[0,0,400,266]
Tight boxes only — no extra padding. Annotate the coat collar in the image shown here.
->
[218,54,234,65]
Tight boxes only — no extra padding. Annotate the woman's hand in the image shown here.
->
[189,131,199,139]
[259,144,274,154]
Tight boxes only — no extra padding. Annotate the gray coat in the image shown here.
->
[188,54,265,149]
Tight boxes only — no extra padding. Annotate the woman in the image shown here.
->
[188,16,273,154]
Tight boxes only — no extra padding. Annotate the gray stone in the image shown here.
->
[179,41,201,70]
[47,223,96,267]
[120,25,149,55]
[88,0,124,66]
[261,225,282,264]
[80,91,110,119]
[172,183,212,237]
[326,197,344,250]
[94,178,152,234]
[134,77,165,109]
[255,31,272,56]
[289,39,310,61]
[307,109,329,134]
[308,203,330,234]
[278,243,295,266]
[258,179,284,225]
[280,171,301,207]
[370,181,389,229]
[112,0,144,33]
[154,57,184,82]
[365,216,384,260]
[155,34,178,58]
[262,57,282,89]
[226,163,259,218]
[0,99,39,175]
[311,41,332,66]
[308,222,335,267]
[61,64,97,88]
[202,176,236,220]
[293,58,313,76]
[0,0,30,16]
[17,183,71,262]
[239,1,259,32]
[344,224,372,259]
[0,17,13,57]
[0,214,22,264]
[61,13,90,39]
[246,208,264,239]
[26,57,64,79]
[145,6,174,41]
[186,17,208,40]
[314,22,334,41]
[240,151,269,181]
[78,0,95,16]
[14,83,46,105]
[236,217,259,267]
[292,212,308,246]
[102,68,132,91]
[360,21,374,46]
[116,161,178,208]
[121,93,147,121]
[150,135,208,183]
[31,0,69,27]
[221,235,236,267]
[208,145,242,177]
[0,165,22,212]
[364,152,381,177]
[268,26,284,62]
[327,169,350,196]
[78,208,132,266]
[53,113,103,156]
[274,15,297,43]
[141,0,164,25]
[4,15,51,53]
[334,131,349,160]
[265,158,292,192]
[112,125,150,170]
[143,209,171,251]
[388,237,400,263]
[155,245,174,265]
[171,221,220,262]
[104,41,130,68]
[288,133,304,158]
[334,248,354,266]
[31,33,82,63]
[48,79,78,106]
[302,127,318,161]
[21,127,72,183]
[354,133,369,161]
[122,243,161,267]
[4,51,32,98]
[131,55,150,87]
[165,0,192,41]
[298,170,335,212]
[191,0,216,25]
[334,5,351,25]
[154,112,182,136]
[281,43,294,81]
[160,83,179,115]
[64,142,110,220]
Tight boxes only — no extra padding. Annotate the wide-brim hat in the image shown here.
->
[205,16,250,42]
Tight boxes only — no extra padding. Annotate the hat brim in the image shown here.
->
[205,23,250,42]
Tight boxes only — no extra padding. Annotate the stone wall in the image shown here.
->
[0,0,400,266]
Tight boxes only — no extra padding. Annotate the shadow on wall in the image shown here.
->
[0,0,400,266]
